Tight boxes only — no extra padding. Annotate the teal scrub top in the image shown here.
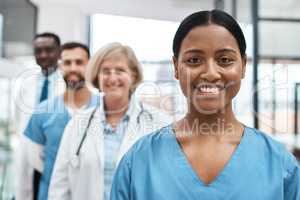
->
[24,94,99,200]
[110,125,300,200]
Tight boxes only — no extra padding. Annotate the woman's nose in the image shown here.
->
[106,70,118,82]
[200,60,221,82]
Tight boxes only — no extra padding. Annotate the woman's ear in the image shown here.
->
[173,56,179,80]
[241,55,247,78]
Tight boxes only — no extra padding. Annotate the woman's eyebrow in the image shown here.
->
[216,48,237,54]
[184,49,205,54]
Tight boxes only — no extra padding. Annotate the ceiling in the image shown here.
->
[30,0,300,23]
[30,0,214,22]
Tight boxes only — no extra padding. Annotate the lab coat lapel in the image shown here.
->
[116,102,141,164]
[90,107,105,168]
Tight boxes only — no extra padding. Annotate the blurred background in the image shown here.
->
[0,0,300,199]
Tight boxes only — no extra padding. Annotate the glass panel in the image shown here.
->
[258,60,300,149]
[260,0,300,18]
[136,62,186,120]
[260,22,300,58]
[233,60,254,127]
[237,0,252,24]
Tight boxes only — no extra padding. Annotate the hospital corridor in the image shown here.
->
[0,0,300,199]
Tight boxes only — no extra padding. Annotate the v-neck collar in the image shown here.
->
[170,125,249,188]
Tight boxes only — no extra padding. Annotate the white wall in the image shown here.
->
[30,0,214,44]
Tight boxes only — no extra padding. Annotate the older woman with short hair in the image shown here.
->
[48,43,172,200]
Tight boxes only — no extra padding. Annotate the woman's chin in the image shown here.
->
[105,91,128,100]
[192,102,225,115]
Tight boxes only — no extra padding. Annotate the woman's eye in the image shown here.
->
[218,57,234,66]
[186,57,202,65]
[100,69,110,75]
[115,68,125,74]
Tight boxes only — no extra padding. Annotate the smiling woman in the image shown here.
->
[110,10,300,200]
[174,24,246,114]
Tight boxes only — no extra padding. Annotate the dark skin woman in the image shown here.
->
[110,10,300,200]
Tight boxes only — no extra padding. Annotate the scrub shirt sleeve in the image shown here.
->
[24,113,46,145]
[23,113,46,171]
[283,151,300,200]
[110,152,132,200]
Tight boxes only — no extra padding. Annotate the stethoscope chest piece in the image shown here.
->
[70,156,80,168]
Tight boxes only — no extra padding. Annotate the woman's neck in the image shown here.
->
[175,103,243,140]
[104,95,129,126]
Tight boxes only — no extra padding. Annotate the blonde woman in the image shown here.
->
[48,43,172,200]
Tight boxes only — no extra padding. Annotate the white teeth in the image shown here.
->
[197,86,220,94]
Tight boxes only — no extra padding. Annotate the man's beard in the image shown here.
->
[63,72,85,90]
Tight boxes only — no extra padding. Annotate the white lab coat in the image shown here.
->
[14,67,64,200]
[48,98,172,200]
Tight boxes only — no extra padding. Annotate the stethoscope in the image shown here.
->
[70,102,153,168]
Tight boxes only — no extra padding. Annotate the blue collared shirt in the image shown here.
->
[24,93,99,200]
[100,101,132,200]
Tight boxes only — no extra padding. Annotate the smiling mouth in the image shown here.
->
[194,84,225,95]
[106,85,121,89]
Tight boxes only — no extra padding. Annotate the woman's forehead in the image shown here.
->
[101,55,128,68]
[104,52,127,62]
[180,24,240,54]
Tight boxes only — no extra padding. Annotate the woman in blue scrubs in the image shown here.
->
[110,10,300,200]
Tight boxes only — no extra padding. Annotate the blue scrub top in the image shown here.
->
[24,94,99,200]
[110,125,300,200]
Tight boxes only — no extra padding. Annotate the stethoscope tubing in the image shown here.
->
[74,102,153,157]
[75,107,98,156]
